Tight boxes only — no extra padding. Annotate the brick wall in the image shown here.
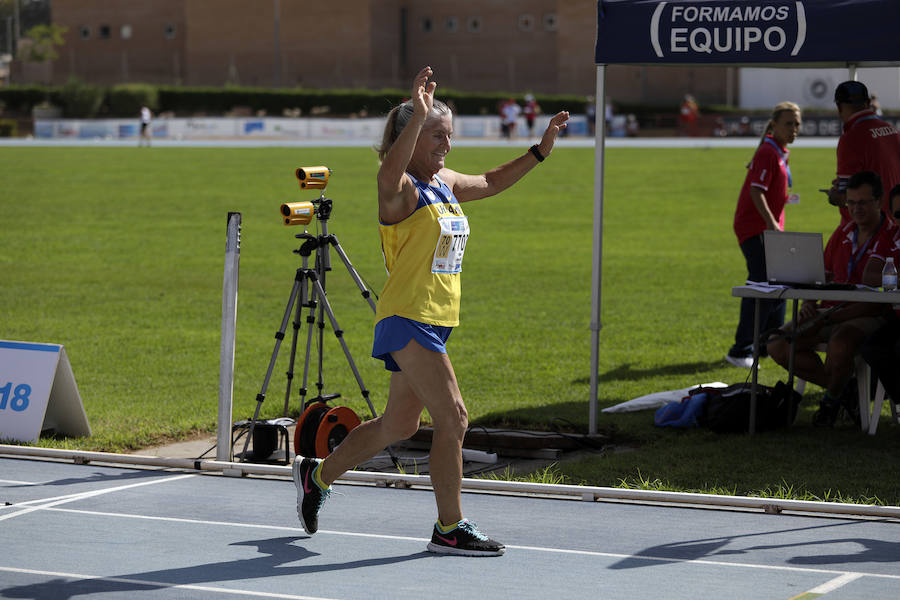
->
[52,0,186,85]
[39,0,730,105]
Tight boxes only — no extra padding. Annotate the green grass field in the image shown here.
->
[3,144,899,504]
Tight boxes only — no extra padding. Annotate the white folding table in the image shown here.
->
[731,284,900,434]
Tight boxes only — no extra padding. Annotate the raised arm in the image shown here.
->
[443,111,570,203]
[377,67,435,223]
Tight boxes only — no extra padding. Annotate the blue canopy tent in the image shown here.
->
[589,0,900,433]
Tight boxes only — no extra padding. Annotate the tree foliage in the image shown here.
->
[21,23,66,62]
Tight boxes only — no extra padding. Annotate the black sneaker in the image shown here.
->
[812,399,840,427]
[292,457,330,535]
[838,379,861,427]
[426,519,505,556]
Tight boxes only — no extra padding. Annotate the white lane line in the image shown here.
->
[509,543,900,580]
[0,474,195,522]
[807,572,864,594]
[0,566,339,600]
[27,506,900,583]
[42,506,429,542]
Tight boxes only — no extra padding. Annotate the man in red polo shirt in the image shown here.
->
[860,184,900,414]
[769,171,897,426]
[827,81,900,223]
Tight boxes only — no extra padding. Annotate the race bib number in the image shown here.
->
[432,216,469,274]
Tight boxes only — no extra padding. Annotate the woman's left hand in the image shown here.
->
[411,66,436,121]
[536,111,570,158]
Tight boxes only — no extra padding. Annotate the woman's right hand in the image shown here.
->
[412,66,436,120]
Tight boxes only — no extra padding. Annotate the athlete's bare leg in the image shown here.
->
[317,338,466,525]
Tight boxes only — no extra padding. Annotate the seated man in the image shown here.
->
[767,171,897,426]
[860,183,900,285]
[860,183,900,407]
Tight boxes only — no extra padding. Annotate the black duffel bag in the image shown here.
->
[695,381,801,433]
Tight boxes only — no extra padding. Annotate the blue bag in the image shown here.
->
[654,393,708,428]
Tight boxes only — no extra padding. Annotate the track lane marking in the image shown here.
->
[788,572,864,599]
[19,506,900,583]
[0,473,195,522]
[0,566,338,600]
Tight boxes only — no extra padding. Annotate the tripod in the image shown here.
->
[240,197,379,462]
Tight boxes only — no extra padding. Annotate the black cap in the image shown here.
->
[834,80,870,104]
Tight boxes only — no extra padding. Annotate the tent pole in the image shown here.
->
[589,64,607,435]
[849,63,858,80]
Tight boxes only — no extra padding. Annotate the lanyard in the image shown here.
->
[847,215,884,276]
[763,137,792,188]
[852,113,881,127]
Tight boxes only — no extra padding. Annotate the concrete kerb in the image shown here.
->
[4,443,900,521]
[127,424,572,480]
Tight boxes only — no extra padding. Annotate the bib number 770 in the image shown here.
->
[432,216,470,274]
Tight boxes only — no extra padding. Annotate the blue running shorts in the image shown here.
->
[372,316,453,372]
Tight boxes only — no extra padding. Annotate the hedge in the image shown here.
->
[0,82,588,118]
[0,118,17,136]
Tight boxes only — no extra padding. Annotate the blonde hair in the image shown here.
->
[748,101,800,167]
[758,101,801,147]
[375,99,452,161]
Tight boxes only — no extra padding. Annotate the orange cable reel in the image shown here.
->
[294,401,360,458]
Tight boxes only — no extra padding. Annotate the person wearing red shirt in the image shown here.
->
[678,94,699,137]
[768,171,897,426]
[522,93,541,138]
[860,184,900,417]
[860,183,900,285]
[725,102,801,368]
[827,81,900,223]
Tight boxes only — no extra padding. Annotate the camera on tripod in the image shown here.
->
[281,166,333,226]
[296,166,331,189]
[238,163,388,465]
[281,201,317,226]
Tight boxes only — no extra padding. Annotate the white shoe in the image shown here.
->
[724,354,755,369]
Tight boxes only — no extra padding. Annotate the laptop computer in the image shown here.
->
[762,230,855,289]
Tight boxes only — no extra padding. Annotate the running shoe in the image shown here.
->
[724,353,754,369]
[812,398,841,427]
[839,379,861,427]
[426,519,505,556]
[292,457,329,534]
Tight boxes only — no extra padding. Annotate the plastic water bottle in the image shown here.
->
[882,257,897,291]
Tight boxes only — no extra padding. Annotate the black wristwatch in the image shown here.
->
[529,145,545,162]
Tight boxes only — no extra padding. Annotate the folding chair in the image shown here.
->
[864,376,900,435]
[796,353,898,434]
